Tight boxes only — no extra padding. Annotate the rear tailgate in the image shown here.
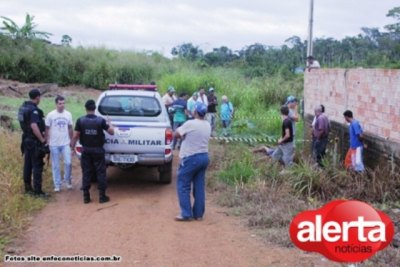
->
[105,124,167,153]
[103,121,173,165]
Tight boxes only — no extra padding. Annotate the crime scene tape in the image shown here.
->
[211,136,277,143]
[234,114,280,120]
[211,136,314,144]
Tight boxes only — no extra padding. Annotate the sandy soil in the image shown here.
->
[3,151,340,267]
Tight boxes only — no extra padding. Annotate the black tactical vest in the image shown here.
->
[79,115,105,148]
[19,101,45,140]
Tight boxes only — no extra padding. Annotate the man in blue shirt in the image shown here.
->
[220,95,234,136]
[170,93,188,150]
[343,110,365,172]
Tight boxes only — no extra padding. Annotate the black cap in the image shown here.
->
[29,88,41,99]
[85,99,96,110]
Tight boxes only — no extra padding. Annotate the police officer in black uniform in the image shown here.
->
[70,100,114,204]
[22,89,48,197]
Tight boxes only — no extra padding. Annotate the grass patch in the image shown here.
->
[0,130,52,258]
[0,94,87,131]
[208,142,400,265]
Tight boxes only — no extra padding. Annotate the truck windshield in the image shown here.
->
[98,95,161,117]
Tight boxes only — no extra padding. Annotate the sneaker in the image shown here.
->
[66,182,73,190]
[174,216,192,222]
[279,169,290,175]
[54,188,60,192]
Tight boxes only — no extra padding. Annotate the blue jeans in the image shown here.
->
[172,121,185,149]
[207,113,217,132]
[177,153,209,219]
[50,145,72,189]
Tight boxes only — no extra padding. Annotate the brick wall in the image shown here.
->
[304,68,400,168]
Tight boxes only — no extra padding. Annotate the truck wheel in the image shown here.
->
[159,161,172,184]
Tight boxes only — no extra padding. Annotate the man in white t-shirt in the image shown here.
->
[197,87,208,106]
[174,103,211,221]
[162,85,177,124]
[45,96,73,192]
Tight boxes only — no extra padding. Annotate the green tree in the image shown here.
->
[0,14,51,40]
[204,46,237,66]
[171,43,203,61]
[385,6,400,33]
[61,34,72,46]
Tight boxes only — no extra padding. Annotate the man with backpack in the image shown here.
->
[19,89,49,197]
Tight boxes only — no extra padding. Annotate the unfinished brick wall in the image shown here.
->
[304,68,400,167]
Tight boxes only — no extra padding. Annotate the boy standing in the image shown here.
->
[343,110,365,172]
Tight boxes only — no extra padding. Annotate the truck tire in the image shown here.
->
[159,161,172,184]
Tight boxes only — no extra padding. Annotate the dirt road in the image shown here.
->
[4,152,337,267]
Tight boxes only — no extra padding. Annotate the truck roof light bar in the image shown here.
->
[108,84,158,91]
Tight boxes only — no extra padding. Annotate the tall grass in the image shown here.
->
[218,148,259,185]
[209,142,400,264]
[0,37,167,88]
[156,66,303,138]
[0,130,51,257]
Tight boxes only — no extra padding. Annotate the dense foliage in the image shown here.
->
[172,6,400,74]
[0,6,399,87]
[173,25,400,75]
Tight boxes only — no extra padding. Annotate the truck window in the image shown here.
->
[99,95,161,117]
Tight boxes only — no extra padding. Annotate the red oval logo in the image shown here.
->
[289,200,394,263]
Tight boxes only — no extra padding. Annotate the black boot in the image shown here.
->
[99,190,110,204]
[33,190,49,199]
[24,183,34,195]
[83,190,91,204]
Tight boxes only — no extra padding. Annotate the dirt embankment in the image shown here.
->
[0,79,100,99]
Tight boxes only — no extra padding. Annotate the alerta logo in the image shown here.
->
[289,200,394,263]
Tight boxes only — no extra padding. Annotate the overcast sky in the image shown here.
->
[1,0,398,55]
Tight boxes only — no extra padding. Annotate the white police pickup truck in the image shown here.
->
[75,84,174,183]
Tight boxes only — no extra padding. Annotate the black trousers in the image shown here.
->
[23,139,44,192]
[313,137,329,167]
[81,152,107,192]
